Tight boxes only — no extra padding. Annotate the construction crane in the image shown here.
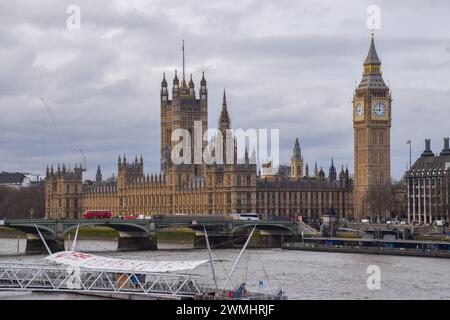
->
[40,97,86,172]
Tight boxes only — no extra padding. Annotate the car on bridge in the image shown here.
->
[83,210,112,219]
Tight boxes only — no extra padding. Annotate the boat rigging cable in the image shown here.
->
[207,233,261,289]
[203,226,218,289]
[244,250,250,284]
[34,225,52,255]
[222,224,257,290]
[204,230,276,291]
[252,240,274,292]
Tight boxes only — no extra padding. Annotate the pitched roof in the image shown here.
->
[0,172,26,185]
[408,154,450,177]
[356,73,388,91]
[364,36,382,65]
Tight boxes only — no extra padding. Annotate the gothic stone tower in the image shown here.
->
[45,164,83,219]
[291,138,304,178]
[353,36,392,219]
[160,44,208,176]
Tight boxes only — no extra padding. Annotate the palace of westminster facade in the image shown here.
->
[45,36,393,221]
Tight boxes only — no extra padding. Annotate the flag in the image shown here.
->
[406,140,411,144]
[259,280,264,289]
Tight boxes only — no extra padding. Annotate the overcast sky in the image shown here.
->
[1,0,449,181]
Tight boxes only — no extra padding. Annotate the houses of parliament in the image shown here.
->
[45,36,392,221]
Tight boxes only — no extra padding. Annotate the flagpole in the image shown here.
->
[407,139,412,170]
[409,139,412,169]
[182,39,185,81]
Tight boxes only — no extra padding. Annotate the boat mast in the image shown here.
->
[34,225,52,255]
[203,226,218,289]
[222,224,257,290]
[71,224,80,251]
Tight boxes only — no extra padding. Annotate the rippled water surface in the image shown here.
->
[0,238,449,300]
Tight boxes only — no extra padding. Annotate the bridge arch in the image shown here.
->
[61,222,150,238]
[231,223,293,235]
[4,224,56,239]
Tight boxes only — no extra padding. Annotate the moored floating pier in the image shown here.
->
[283,237,450,258]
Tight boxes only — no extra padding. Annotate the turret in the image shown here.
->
[292,138,301,159]
[339,165,345,181]
[291,137,303,178]
[172,70,180,95]
[189,74,195,95]
[318,167,325,181]
[199,71,207,101]
[96,165,102,183]
[218,89,230,132]
[161,73,168,101]
[244,148,249,164]
[329,157,336,181]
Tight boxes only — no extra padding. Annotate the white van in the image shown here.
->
[361,219,370,224]
[239,213,260,221]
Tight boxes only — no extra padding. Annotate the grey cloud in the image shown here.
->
[1,0,450,182]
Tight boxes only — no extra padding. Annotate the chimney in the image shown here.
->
[421,139,434,157]
[440,137,450,156]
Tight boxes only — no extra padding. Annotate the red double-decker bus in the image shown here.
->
[83,210,112,219]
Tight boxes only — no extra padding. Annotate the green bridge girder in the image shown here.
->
[2,218,296,253]
[4,219,156,239]
[4,218,295,238]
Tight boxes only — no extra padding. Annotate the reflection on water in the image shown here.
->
[0,238,449,300]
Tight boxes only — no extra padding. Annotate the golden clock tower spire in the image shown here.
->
[353,35,392,220]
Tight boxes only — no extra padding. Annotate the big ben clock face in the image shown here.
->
[354,102,364,120]
[374,102,385,117]
[355,103,363,117]
[372,101,388,120]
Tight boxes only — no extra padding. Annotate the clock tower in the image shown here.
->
[353,35,392,219]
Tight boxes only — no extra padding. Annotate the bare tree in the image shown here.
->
[366,183,398,222]
[0,185,45,219]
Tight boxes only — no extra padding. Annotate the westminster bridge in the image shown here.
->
[2,216,296,253]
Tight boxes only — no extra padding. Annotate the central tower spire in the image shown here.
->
[182,39,185,81]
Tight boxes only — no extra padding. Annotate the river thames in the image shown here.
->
[0,239,449,300]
